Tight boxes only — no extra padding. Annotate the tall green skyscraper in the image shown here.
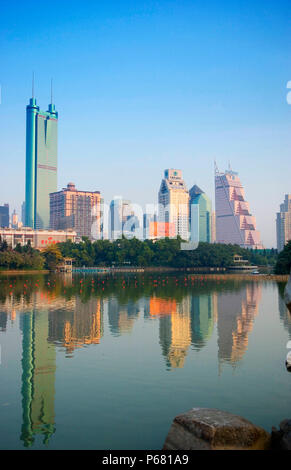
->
[189,185,212,243]
[25,95,58,229]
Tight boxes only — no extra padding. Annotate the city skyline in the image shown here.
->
[1,1,290,247]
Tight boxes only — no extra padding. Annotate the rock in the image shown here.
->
[271,420,291,450]
[286,351,291,372]
[284,273,291,313]
[163,408,271,450]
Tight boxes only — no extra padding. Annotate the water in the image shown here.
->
[0,273,290,450]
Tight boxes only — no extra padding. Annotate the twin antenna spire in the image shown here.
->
[31,73,54,104]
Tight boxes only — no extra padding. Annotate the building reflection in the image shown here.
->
[107,296,140,336]
[190,293,216,351]
[278,283,291,339]
[0,312,7,331]
[149,296,191,369]
[48,296,103,355]
[1,288,104,447]
[20,309,56,447]
[0,276,266,448]
[217,283,262,367]
[151,293,216,368]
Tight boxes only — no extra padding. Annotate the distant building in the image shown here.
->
[110,197,139,239]
[143,213,157,240]
[158,169,189,241]
[0,204,9,228]
[50,183,102,240]
[149,222,176,239]
[189,185,212,243]
[211,211,216,243]
[276,194,291,252]
[215,167,263,249]
[25,96,58,229]
[0,227,76,250]
[11,209,22,229]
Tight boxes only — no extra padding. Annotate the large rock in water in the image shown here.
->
[284,273,291,313]
[163,408,271,450]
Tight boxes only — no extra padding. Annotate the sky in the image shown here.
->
[0,0,290,247]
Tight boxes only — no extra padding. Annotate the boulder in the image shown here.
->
[163,408,271,450]
[284,272,291,313]
[271,420,291,450]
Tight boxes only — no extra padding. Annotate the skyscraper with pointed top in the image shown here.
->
[25,82,58,229]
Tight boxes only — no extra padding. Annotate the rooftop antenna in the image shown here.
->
[50,78,53,104]
[214,159,219,175]
[32,72,35,98]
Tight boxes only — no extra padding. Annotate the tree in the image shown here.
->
[43,245,63,271]
[275,241,291,274]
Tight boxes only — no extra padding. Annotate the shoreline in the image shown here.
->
[0,269,288,281]
[0,270,49,275]
[187,274,288,281]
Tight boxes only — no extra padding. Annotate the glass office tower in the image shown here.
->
[25,97,58,229]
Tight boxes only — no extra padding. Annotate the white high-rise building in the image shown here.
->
[276,195,291,252]
[158,169,189,241]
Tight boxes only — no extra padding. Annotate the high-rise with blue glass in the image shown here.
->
[189,185,212,243]
[25,95,58,229]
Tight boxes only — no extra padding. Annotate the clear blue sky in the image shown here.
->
[0,0,290,247]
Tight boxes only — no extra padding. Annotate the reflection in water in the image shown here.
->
[158,297,192,369]
[0,312,7,331]
[48,297,103,355]
[191,293,216,351]
[217,283,262,367]
[20,308,56,447]
[278,283,291,339]
[0,275,267,448]
[108,297,140,336]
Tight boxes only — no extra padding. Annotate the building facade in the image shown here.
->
[25,97,58,229]
[0,204,9,228]
[215,167,263,249]
[0,227,76,250]
[50,183,102,240]
[211,211,216,243]
[110,197,139,240]
[158,169,189,241]
[189,185,212,243]
[277,194,291,252]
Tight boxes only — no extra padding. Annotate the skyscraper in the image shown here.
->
[50,183,102,240]
[189,185,212,243]
[158,169,189,240]
[0,204,9,228]
[215,166,263,249]
[276,194,291,252]
[25,95,58,229]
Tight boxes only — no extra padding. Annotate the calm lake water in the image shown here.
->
[0,273,290,450]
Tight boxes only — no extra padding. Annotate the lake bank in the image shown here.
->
[0,269,49,275]
[0,268,287,281]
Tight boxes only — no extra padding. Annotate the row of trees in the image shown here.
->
[0,236,280,271]
[58,237,277,269]
[0,238,44,270]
